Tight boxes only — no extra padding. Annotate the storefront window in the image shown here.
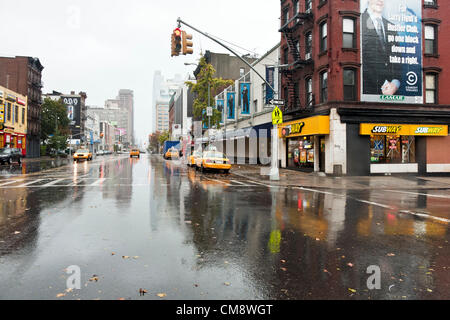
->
[288,136,315,169]
[370,135,416,164]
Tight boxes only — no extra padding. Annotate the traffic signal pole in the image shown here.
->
[177,18,275,93]
[176,18,279,180]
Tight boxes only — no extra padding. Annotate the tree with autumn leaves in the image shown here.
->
[185,57,233,129]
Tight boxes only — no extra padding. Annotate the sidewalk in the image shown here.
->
[23,156,68,163]
[230,164,450,190]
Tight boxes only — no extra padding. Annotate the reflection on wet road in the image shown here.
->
[0,155,449,300]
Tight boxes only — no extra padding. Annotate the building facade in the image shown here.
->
[88,90,134,148]
[194,51,258,81]
[0,56,44,158]
[43,90,88,149]
[279,0,450,175]
[153,73,185,134]
[118,89,134,146]
[0,86,28,154]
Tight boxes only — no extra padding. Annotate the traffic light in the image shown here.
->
[171,28,182,57]
[182,31,193,55]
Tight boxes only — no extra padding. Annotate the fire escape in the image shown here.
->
[279,10,314,113]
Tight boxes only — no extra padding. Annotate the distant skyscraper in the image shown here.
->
[152,72,184,133]
[118,89,134,146]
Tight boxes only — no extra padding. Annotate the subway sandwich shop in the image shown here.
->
[359,123,449,174]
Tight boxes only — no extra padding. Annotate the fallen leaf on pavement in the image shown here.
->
[348,288,357,293]
[56,293,66,298]
[157,293,167,298]
[224,282,231,286]
[89,276,99,282]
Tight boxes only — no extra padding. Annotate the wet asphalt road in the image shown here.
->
[0,154,449,300]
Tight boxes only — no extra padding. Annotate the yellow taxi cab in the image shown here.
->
[188,149,202,167]
[130,149,140,158]
[196,150,231,173]
[73,148,93,162]
[165,147,179,160]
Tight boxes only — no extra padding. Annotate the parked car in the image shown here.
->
[0,148,23,165]
[188,149,202,167]
[96,150,104,156]
[196,150,231,173]
[73,149,93,162]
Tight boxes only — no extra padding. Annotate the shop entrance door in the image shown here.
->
[319,136,326,172]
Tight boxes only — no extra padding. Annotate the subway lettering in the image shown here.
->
[371,126,402,134]
[415,127,442,134]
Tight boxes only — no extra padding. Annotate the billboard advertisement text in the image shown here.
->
[361,0,423,104]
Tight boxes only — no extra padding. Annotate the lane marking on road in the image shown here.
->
[16,179,45,187]
[386,189,450,199]
[0,179,25,187]
[229,179,257,186]
[202,177,232,186]
[297,186,450,224]
[296,187,395,209]
[399,210,450,224]
[41,179,68,187]
[90,178,106,186]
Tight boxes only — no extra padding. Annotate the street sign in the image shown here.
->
[272,106,283,125]
[207,107,213,117]
[269,99,285,106]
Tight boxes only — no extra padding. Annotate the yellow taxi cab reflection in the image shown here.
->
[73,149,93,162]
[196,151,231,173]
[165,147,179,160]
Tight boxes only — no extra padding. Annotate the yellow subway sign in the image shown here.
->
[279,115,330,138]
[360,124,448,136]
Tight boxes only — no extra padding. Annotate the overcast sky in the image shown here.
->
[0,0,280,146]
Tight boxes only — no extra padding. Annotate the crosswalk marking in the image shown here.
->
[16,179,45,187]
[0,180,24,187]
[41,179,67,187]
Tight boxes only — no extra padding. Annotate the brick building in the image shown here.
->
[278,0,450,175]
[0,56,44,158]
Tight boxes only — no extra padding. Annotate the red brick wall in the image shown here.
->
[427,135,450,164]
[280,1,449,109]
[423,1,450,104]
